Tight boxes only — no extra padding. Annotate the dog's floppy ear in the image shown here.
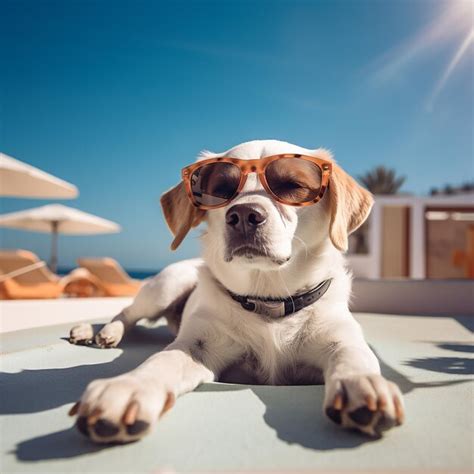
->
[327,159,374,252]
[160,182,205,250]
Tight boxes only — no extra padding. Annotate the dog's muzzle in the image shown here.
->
[225,203,267,235]
[224,203,273,262]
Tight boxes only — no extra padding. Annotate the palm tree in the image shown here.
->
[358,166,406,195]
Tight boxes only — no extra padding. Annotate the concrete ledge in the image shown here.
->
[0,297,132,334]
[1,313,472,472]
[2,279,472,335]
[352,279,474,316]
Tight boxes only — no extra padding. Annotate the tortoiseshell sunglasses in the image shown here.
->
[181,154,332,210]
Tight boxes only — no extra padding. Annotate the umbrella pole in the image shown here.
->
[50,221,59,273]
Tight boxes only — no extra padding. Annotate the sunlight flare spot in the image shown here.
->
[427,29,474,110]
[374,1,473,108]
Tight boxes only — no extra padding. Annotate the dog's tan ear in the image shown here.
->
[160,182,205,250]
[328,163,374,252]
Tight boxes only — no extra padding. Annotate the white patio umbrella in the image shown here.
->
[0,153,78,199]
[0,204,121,272]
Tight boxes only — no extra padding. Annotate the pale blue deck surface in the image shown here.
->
[1,313,473,473]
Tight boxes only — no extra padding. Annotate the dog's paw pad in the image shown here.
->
[93,419,120,438]
[325,406,342,425]
[348,406,375,426]
[324,374,404,437]
[71,375,170,443]
[76,416,90,437]
[374,414,396,433]
[126,420,150,436]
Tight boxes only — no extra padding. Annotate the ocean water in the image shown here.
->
[58,268,159,280]
[127,270,159,280]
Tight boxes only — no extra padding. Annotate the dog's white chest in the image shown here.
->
[222,310,322,385]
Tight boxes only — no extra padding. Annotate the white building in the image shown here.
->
[348,193,474,280]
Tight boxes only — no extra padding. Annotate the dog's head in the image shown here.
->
[161,140,373,274]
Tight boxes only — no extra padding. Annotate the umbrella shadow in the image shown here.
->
[403,341,474,376]
[433,342,474,354]
[404,356,474,375]
[375,348,472,393]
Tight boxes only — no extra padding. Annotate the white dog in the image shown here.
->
[69,140,404,443]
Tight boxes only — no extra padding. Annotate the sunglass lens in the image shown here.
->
[190,162,241,207]
[265,158,322,204]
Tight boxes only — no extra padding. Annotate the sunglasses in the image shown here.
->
[181,154,332,210]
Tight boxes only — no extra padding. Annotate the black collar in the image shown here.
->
[227,278,332,319]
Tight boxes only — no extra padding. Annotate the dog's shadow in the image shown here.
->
[6,324,175,462]
[1,325,175,416]
[11,428,106,461]
[196,347,472,452]
[197,383,368,450]
[7,328,472,461]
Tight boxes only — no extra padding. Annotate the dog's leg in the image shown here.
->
[69,259,202,347]
[310,315,404,436]
[70,318,242,443]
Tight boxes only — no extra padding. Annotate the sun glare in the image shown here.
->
[375,0,473,109]
[427,27,474,109]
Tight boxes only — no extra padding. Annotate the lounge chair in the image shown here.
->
[0,249,104,299]
[77,257,142,297]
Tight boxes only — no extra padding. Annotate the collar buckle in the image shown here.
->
[246,298,286,318]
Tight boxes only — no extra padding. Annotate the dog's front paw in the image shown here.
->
[324,374,404,437]
[69,323,94,345]
[95,321,125,348]
[69,375,175,443]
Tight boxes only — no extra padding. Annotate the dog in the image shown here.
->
[69,139,404,443]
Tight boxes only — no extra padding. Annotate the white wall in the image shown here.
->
[347,194,474,279]
[351,279,474,316]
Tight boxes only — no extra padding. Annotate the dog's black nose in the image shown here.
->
[226,204,268,233]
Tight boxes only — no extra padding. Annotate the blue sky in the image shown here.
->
[1,0,473,270]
